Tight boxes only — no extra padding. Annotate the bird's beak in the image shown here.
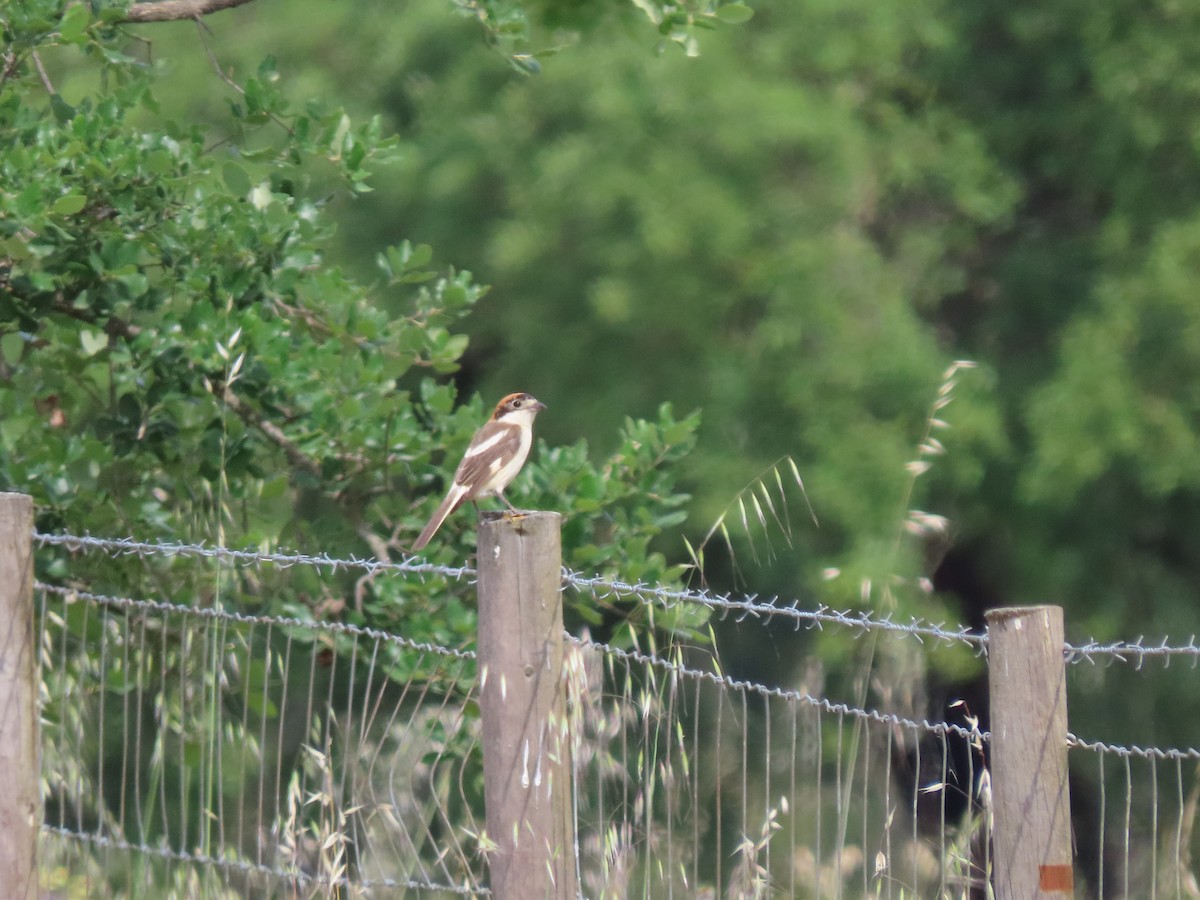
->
[532,400,547,412]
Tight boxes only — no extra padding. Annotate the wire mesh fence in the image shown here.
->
[38,583,486,897]
[1066,742,1200,899]
[20,527,1200,897]
[565,634,990,899]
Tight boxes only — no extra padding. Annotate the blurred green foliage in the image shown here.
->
[173,0,1200,747]
[8,0,1200,886]
[7,0,1200,710]
[1,0,703,632]
[3,0,717,885]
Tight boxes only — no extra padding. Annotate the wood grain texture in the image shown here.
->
[477,510,577,899]
[986,605,1074,898]
[0,494,38,900]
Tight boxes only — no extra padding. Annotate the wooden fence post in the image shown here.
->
[0,492,39,900]
[477,510,576,900]
[986,605,1074,898]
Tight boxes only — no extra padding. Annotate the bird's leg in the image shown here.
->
[497,490,522,518]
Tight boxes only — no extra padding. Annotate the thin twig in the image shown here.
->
[219,386,322,478]
[191,16,297,139]
[1,49,27,90]
[31,50,55,94]
[50,297,142,340]
[193,15,245,96]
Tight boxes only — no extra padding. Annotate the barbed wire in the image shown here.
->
[586,627,1200,761]
[1066,733,1200,762]
[36,582,479,663]
[564,569,987,650]
[34,531,475,581]
[37,529,990,649]
[34,530,1200,668]
[571,635,989,744]
[35,538,1200,895]
[47,579,1199,763]
[1064,637,1200,669]
[45,578,1200,756]
[39,578,982,744]
[42,825,488,895]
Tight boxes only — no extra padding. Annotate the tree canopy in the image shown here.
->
[6,0,1200,801]
[0,0,709,656]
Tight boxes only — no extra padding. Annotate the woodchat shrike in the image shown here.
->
[412,392,546,551]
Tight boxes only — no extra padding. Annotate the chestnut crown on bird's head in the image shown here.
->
[493,392,547,418]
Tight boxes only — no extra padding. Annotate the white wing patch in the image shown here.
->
[464,430,506,459]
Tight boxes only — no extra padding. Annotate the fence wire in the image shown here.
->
[563,636,990,899]
[1067,743,1200,898]
[38,582,487,897]
[28,530,1200,897]
[36,531,1200,668]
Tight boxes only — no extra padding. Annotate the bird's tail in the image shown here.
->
[412,485,468,551]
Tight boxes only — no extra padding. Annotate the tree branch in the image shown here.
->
[220,386,323,479]
[50,297,142,340]
[122,0,259,24]
[31,51,55,94]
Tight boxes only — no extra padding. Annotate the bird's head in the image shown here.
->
[493,392,547,419]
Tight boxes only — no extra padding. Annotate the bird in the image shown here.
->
[411,392,547,551]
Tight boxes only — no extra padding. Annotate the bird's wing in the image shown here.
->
[452,420,524,493]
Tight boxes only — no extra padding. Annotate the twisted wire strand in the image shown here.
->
[570,634,989,744]
[42,825,488,895]
[564,569,989,648]
[1066,733,1200,762]
[34,531,475,581]
[1064,636,1200,669]
[36,530,1200,667]
[39,579,981,743]
[36,582,478,662]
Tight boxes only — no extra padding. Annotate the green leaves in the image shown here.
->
[548,405,700,615]
[50,191,87,215]
[714,3,754,25]
[56,3,92,44]
[0,7,448,555]
[221,161,251,195]
[629,0,755,56]
[1025,213,1200,503]
[378,241,436,285]
[78,329,107,357]
[0,332,23,366]
[2,1,705,661]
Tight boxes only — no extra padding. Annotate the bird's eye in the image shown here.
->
[513,398,523,407]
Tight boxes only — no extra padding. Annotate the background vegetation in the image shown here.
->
[5,0,1200,892]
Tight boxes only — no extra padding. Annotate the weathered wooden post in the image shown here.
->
[476,510,576,900]
[0,492,39,900]
[986,605,1074,898]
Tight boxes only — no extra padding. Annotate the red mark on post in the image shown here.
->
[1039,864,1073,892]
